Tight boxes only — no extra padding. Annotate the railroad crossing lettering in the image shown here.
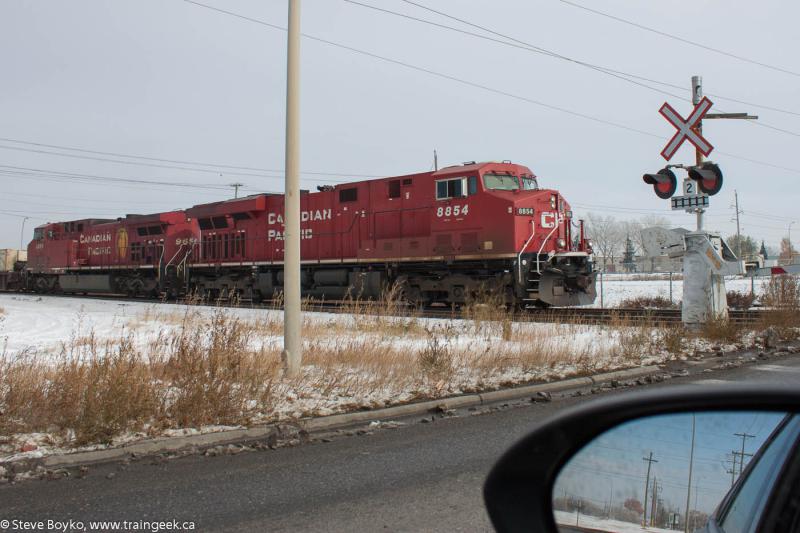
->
[659,96,714,161]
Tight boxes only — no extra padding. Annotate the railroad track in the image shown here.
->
[0,290,773,326]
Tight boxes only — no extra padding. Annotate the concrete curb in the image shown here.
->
[28,365,661,470]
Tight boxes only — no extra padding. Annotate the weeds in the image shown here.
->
[700,318,743,344]
[726,290,756,310]
[418,323,456,377]
[617,296,678,309]
[2,282,738,452]
[656,326,685,354]
[759,275,800,340]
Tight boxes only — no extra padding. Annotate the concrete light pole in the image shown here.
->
[19,216,30,251]
[282,0,302,377]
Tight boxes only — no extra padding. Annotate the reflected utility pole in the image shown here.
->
[642,451,658,527]
[733,433,755,476]
[684,414,696,533]
[725,454,737,487]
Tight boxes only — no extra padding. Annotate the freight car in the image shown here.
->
[0,249,27,291]
[20,161,596,307]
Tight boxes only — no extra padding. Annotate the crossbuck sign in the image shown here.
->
[659,96,714,161]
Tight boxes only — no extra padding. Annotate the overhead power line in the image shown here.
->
[182,0,800,177]
[558,0,800,78]
[0,136,380,178]
[392,0,800,119]
[380,0,800,137]
[0,143,359,182]
[0,164,236,191]
[181,0,663,138]
[346,0,685,100]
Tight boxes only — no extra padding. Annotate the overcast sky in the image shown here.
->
[1,0,797,251]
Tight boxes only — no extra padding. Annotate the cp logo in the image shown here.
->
[541,212,558,229]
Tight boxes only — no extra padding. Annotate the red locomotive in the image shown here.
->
[22,161,596,307]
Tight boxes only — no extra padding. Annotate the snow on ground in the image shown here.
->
[0,294,275,358]
[591,275,770,308]
[554,510,678,533]
[0,275,767,461]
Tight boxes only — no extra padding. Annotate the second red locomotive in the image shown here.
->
[22,161,596,307]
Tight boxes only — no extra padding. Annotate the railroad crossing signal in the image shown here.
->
[643,162,722,206]
[688,161,724,196]
[642,168,677,199]
[659,97,714,161]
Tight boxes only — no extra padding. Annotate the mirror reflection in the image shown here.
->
[553,411,798,532]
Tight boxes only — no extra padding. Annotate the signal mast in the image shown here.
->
[642,76,756,326]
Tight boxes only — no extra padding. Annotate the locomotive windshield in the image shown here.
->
[482,173,519,191]
[521,175,539,190]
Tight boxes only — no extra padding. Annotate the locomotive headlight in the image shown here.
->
[557,238,566,249]
[550,195,557,209]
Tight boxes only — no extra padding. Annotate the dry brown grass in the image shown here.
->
[700,317,743,344]
[617,296,678,309]
[759,275,800,340]
[0,309,285,445]
[656,325,685,354]
[1,286,707,450]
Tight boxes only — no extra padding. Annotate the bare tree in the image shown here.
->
[780,237,796,263]
[585,213,623,270]
[632,214,671,255]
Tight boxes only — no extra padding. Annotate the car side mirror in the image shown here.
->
[483,386,800,532]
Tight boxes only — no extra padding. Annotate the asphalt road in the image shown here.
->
[2,353,800,533]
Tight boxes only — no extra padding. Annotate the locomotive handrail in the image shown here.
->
[157,244,166,281]
[517,220,536,283]
[165,246,184,268]
[535,216,562,275]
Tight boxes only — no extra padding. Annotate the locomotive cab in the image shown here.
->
[433,162,596,307]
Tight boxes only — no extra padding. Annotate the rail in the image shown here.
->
[0,289,773,327]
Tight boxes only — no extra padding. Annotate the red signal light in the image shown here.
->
[642,168,677,199]
[688,162,723,196]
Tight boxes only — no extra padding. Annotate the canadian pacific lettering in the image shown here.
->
[79,233,112,244]
[267,209,331,225]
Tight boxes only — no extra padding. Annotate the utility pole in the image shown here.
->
[229,182,244,199]
[282,0,302,377]
[684,414,696,533]
[643,452,658,527]
[690,75,757,232]
[433,149,438,171]
[734,432,756,475]
[732,190,743,257]
[691,76,705,232]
